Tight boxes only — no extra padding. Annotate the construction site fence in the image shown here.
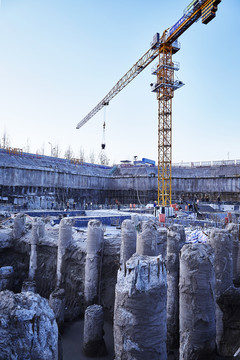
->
[172,159,240,168]
[164,217,240,229]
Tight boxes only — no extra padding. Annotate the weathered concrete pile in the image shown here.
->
[83,304,107,357]
[1,211,240,359]
[179,243,216,359]
[167,224,185,350]
[208,226,240,358]
[136,220,158,256]
[49,287,65,328]
[228,223,240,284]
[157,226,167,261]
[114,253,167,359]
[0,265,13,291]
[12,212,26,240]
[120,219,136,265]
[218,285,240,357]
[0,213,122,358]
[208,229,233,350]
[84,219,104,306]
[56,218,72,288]
[114,218,167,359]
[82,220,108,356]
[48,218,72,327]
[0,213,121,319]
[28,217,45,287]
[113,218,240,359]
[0,290,58,359]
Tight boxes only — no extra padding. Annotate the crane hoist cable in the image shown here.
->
[101,121,106,150]
[101,107,107,150]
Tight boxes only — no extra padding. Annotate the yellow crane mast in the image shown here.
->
[76,0,221,208]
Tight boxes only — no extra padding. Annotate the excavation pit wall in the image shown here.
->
[1,150,240,211]
[0,215,121,322]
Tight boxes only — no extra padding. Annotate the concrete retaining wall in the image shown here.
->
[1,151,240,208]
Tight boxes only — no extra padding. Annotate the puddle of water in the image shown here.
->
[62,319,114,360]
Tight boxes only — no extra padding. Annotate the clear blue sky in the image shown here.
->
[0,0,239,164]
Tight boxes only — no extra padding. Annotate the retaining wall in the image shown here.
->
[1,150,240,208]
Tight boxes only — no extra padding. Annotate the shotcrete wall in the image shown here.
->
[112,165,240,203]
[1,150,240,208]
[0,151,114,208]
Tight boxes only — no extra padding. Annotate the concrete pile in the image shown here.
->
[177,225,240,359]
[179,243,216,359]
[156,227,167,260]
[114,218,166,359]
[28,217,39,282]
[227,223,240,284]
[114,253,167,359]
[25,217,45,292]
[82,220,108,357]
[120,219,136,266]
[0,212,25,248]
[49,287,65,329]
[207,228,233,351]
[12,212,26,240]
[209,226,240,358]
[0,290,58,360]
[166,224,185,350]
[83,304,107,357]
[1,210,240,359]
[49,218,73,328]
[217,285,240,357]
[136,220,158,256]
[84,219,104,306]
[113,220,240,359]
[56,218,72,288]
[0,266,14,291]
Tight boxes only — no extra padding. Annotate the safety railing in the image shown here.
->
[172,159,240,168]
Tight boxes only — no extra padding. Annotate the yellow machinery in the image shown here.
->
[76,0,221,207]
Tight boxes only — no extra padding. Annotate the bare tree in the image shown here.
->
[79,147,85,162]
[52,144,61,158]
[23,138,31,153]
[89,149,96,164]
[40,143,45,155]
[64,145,74,160]
[36,143,45,155]
[1,130,11,148]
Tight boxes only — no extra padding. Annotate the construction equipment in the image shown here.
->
[76,0,221,207]
[99,104,108,165]
[99,121,108,165]
[101,121,106,151]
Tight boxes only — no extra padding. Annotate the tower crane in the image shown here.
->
[76,0,221,207]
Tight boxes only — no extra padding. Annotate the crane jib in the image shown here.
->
[169,14,189,37]
[168,0,218,39]
[76,0,221,130]
[76,47,159,129]
[184,0,199,14]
